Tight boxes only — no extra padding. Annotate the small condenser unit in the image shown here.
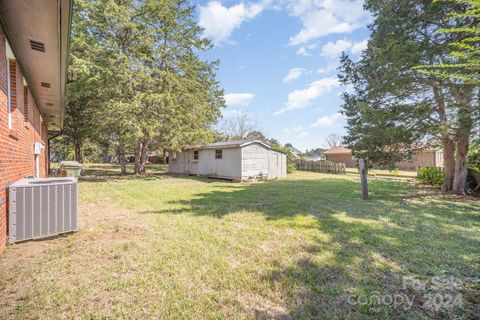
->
[8,177,78,243]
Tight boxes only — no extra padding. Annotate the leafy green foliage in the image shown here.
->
[304,148,326,158]
[340,0,478,193]
[63,0,225,173]
[417,167,445,185]
[469,140,480,171]
[415,0,480,84]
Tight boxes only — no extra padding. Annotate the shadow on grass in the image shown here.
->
[143,177,480,318]
[80,164,169,182]
[80,164,236,184]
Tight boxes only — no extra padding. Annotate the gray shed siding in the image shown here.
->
[169,148,242,179]
[240,144,287,179]
[169,142,287,180]
[268,149,287,179]
[241,144,270,178]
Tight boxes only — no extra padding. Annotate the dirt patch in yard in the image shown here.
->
[0,196,150,319]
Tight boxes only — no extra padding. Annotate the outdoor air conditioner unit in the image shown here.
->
[8,177,78,243]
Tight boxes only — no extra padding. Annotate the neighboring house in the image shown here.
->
[397,150,444,171]
[325,146,444,170]
[169,140,287,180]
[324,146,358,168]
[0,1,72,253]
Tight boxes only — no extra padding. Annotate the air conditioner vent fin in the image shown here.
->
[8,178,78,243]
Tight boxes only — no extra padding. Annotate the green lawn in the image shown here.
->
[0,165,479,319]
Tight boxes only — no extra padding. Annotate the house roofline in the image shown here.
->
[182,140,288,154]
[0,0,73,131]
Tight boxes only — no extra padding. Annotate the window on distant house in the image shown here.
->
[215,149,222,159]
[193,150,199,160]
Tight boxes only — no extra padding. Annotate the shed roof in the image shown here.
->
[203,139,271,149]
[324,146,352,155]
[184,140,287,154]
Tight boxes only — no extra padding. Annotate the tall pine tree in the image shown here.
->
[65,0,224,174]
[339,0,479,194]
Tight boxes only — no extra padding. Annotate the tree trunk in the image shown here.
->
[140,141,149,174]
[134,138,149,175]
[451,88,473,195]
[117,136,127,175]
[452,133,469,194]
[134,143,141,174]
[162,149,168,164]
[432,86,455,192]
[74,140,83,163]
[442,137,456,192]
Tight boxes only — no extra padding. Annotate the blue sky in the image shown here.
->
[196,0,372,151]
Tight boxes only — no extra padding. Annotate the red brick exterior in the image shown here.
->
[325,154,358,168]
[0,29,49,252]
[326,149,443,171]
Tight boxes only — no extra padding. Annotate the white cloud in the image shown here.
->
[287,0,371,46]
[224,93,255,106]
[321,39,352,60]
[316,38,369,74]
[311,112,343,127]
[283,68,304,83]
[283,126,309,139]
[351,39,368,55]
[296,46,312,57]
[199,1,268,45]
[221,108,256,120]
[275,77,340,114]
[316,62,337,74]
[296,43,318,56]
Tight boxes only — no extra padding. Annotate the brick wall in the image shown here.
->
[0,29,49,252]
[397,151,437,171]
[326,154,358,168]
[327,151,441,171]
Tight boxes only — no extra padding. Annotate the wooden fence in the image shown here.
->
[296,159,346,174]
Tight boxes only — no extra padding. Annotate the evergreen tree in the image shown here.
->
[339,0,479,194]
[65,0,224,174]
[416,0,480,84]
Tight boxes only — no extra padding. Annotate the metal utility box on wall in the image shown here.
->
[8,178,78,243]
[33,142,44,155]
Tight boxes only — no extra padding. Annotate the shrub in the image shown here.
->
[468,142,480,171]
[417,167,444,185]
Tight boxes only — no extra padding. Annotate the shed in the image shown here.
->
[169,140,287,180]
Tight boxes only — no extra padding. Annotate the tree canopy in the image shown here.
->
[64,0,224,173]
[339,0,479,194]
